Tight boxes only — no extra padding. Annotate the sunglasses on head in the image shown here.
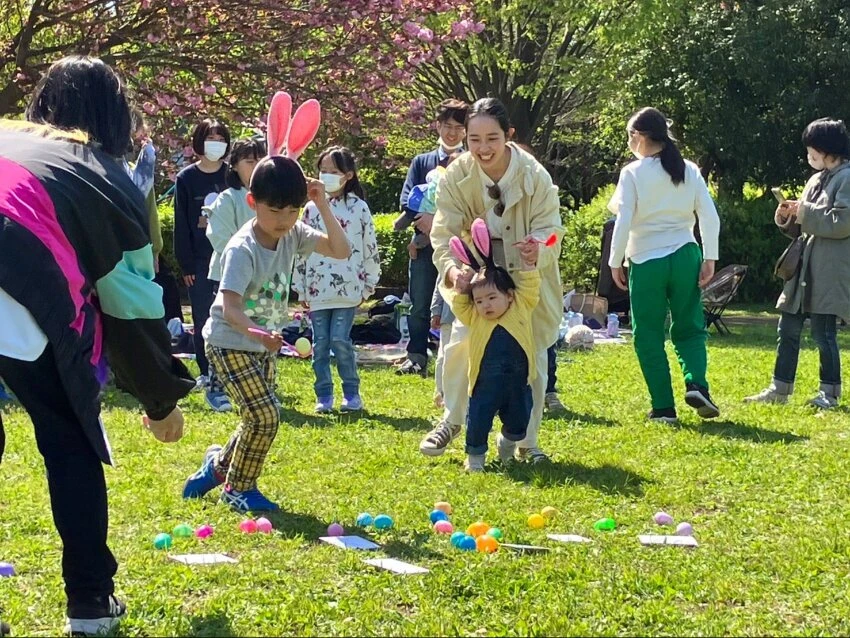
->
[486,183,506,217]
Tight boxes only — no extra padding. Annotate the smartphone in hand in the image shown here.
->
[771,187,786,204]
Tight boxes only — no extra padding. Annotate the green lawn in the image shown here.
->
[1,320,850,636]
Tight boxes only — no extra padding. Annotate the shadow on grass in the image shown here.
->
[278,405,434,431]
[545,407,620,428]
[381,533,445,561]
[676,419,809,444]
[263,509,334,540]
[488,460,649,495]
[179,612,234,637]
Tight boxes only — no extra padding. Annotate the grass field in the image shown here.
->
[1,314,849,636]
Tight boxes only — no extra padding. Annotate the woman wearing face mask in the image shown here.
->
[294,146,381,413]
[745,118,850,409]
[426,98,564,463]
[608,107,721,424]
[173,118,232,412]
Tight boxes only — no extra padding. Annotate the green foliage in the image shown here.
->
[157,199,179,276]
[560,185,615,291]
[359,167,406,216]
[373,213,411,288]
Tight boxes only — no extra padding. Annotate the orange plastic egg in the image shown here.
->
[467,521,490,538]
[476,534,499,553]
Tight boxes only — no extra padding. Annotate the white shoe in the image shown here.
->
[744,386,789,405]
[464,454,486,473]
[496,434,517,464]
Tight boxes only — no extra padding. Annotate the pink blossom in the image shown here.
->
[402,21,420,37]
[203,85,216,95]
[418,27,434,42]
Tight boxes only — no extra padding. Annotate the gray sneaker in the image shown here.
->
[744,385,789,405]
[515,446,550,464]
[544,392,565,412]
[419,420,462,457]
[808,391,839,410]
[496,433,518,464]
[464,454,486,473]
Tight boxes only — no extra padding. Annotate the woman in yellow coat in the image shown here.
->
[422,98,564,463]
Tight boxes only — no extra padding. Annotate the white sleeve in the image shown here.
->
[607,168,637,268]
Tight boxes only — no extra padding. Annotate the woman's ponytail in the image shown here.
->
[630,107,686,185]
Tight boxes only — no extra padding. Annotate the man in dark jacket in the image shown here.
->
[395,99,468,376]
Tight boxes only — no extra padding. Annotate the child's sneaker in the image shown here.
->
[743,385,789,405]
[340,395,363,412]
[419,420,462,456]
[182,445,224,499]
[544,392,565,412]
[315,396,334,413]
[684,382,720,419]
[808,391,839,410]
[65,594,126,636]
[220,485,279,513]
[647,407,678,424]
[496,434,517,464]
[205,388,232,412]
[464,454,486,473]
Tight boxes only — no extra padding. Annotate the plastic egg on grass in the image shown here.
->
[0,562,16,578]
[676,522,694,536]
[153,533,172,550]
[374,515,394,530]
[195,524,214,539]
[476,535,500,553]
[173,524,193,538]
[654,511,674,526]
[467,521,490,538]
[294,337,312,357]
[429,510,448,524]
[239,519,258,534]
[434,501,452,515]
[486,527,503,540]
[458,535,477,551]
[593,518,617,532]
[356,512,374,527]
[256,517,273,534]
[541,506,558,519]
[327,523,345,537]
[450,531,465,547]
[527,514,546,530]
[433,520,453,534]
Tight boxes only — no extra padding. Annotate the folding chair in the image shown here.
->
[702,264,748,335]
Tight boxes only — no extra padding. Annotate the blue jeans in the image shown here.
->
[466,327,532,455]
[187,259,216,377]
[407,245,438,366]
[311,307,359,400]
[546,344,557,394]
[773,311,841,396]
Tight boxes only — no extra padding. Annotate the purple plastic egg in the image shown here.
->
[676,522,694,536]
[0,562,15,578]
[327,523,345,537]
[654,511,674,526]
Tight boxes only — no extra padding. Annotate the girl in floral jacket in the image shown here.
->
[294,146,381,413]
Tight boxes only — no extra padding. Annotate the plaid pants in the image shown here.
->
[207,345,279,491]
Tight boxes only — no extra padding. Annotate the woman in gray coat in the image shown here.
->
[746,118,850,409]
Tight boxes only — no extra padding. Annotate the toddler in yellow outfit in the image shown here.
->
[444,219,540,472]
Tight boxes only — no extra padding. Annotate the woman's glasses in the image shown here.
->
[486,183,505,217]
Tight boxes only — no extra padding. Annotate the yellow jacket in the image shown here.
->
[447,270,540,394]
[431,143,564,347]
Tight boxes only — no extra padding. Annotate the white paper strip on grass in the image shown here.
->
[169,553,238,565]
[638,535,699,547]
[363,558,429,574]
[500,543,551,553]
[547,534,592,544]
[320,535,380,550]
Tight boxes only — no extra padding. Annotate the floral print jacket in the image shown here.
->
[294,193,381,311]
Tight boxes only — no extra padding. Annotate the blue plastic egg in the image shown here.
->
[458,535,477,551]
[429,509,448,524]
[450,531,465,547]
[374,514,394,530]
[356,512,373,527]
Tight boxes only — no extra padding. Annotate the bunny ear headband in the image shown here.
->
[267,91,321,160]
[449,218,495,272]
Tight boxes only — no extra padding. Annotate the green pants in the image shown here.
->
[628,243,709,410]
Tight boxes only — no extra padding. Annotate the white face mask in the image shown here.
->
[319,172,346,193]
[439,137,464,151]
[204,140,227,161]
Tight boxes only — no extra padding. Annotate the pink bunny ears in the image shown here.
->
[267,91,321,160]
[449,218,494,272]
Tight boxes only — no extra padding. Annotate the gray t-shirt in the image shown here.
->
[203,219,322,352]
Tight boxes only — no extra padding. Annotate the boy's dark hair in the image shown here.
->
[27,55,132,157]
[316,145,366,200]
[436,98,468,125]
[250,156,307,209]
[226,138,266,189]
[469,265,517,298]
[802,118,850,159]
[191,118,231,157]
[629,107,686,185]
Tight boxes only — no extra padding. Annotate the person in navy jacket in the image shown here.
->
[395,99,468,376]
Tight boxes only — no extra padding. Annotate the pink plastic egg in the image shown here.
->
[256,517,273,534]
[195,524,214,539]
[654,511,674,526]
[327,523,345,537]
[676,522,694,536]
[434,520,453,534]
[239,519,258,534]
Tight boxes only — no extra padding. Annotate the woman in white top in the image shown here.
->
[608,107,721,424]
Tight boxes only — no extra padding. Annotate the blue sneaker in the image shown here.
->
[182,445,224,499]
[220,485,280,513]
[315,396,334,414]
[340,395,363,412]
[206,389,232,412]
